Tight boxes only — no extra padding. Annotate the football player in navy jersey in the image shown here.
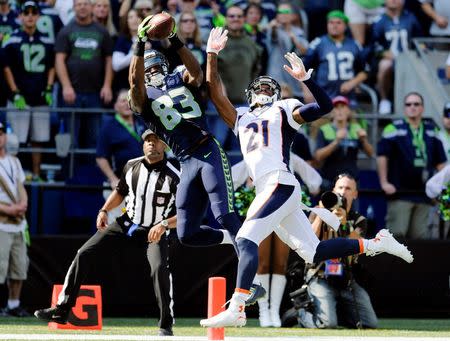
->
[202,27,414,328]
[371,0,422,115]
[303,10,368,102]
[129,17,249,288]
[3,1,55,180]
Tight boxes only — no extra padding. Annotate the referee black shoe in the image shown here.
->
[34,306,69,324]
[158,327,173,336]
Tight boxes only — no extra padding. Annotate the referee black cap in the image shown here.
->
[141,129,157,140]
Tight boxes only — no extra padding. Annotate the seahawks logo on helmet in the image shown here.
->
[144,49,169,88]
[245,76,281,108]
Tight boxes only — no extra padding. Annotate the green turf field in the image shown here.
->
[0,317,449,338]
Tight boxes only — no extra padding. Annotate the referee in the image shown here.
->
[34,129,179,337]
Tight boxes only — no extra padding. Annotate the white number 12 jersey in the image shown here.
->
[234,98,303,183]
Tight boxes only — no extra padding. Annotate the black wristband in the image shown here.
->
[134,41,145,56]
[99,209,108,215]
[168,34,184,51]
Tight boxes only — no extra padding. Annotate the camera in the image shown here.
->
[321,191,347,211]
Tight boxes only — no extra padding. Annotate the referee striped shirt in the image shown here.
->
[116,157,180,228]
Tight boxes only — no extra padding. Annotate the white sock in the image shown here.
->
[230,290,248,311]
[221,229,233,245]
[363,239,370,252]
[8,299,19,309]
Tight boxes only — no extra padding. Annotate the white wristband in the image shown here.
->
[206,47,219,55]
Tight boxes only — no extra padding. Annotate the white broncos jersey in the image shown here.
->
[234,98,303,183]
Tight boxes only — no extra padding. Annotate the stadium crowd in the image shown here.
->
[0,0,449,331]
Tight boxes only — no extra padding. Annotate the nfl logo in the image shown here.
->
[157,197,165,205]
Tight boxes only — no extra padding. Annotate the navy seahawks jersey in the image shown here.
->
[371,11,422,57]
[0,10,19,42]
[139,65,210,159]
[37,3,64,44]
[3,29,54,106]
[303,35,367,98]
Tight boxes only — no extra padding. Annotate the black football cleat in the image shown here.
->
[34,306,69,324]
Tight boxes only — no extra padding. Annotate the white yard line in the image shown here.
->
[0,335,449,341]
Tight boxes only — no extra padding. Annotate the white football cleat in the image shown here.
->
[200,308,246,328]
[366,229,414,263]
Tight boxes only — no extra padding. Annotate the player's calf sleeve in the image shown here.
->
[236,238,259,290]
[313,238,361,263]
[217,212,241,238]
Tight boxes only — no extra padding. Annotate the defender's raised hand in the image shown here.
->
[207,27,228,55]
[283,52,313,82]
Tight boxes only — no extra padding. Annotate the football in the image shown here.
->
[146,12,175,40]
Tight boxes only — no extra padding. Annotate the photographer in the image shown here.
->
[298,173,378,329]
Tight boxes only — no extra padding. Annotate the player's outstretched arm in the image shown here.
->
[206,27,237,128]
[128,18,149,113]
[283,52,333,125]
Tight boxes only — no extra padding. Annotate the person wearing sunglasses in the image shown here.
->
[3,0,55,182]
[176,12,206,68]
[377,91,447,239]
[266,1,309,101]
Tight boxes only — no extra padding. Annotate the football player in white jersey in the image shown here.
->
[200,27,414,328]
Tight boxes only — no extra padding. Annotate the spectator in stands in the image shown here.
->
[112,8,142,92]
[266,1,309,100]
[165,0,179,17]
[55,0,114,150]
[96,89,145,222]
[0,123,30,317]
[303,10,368,103]
[0,41,9,113]
[344,0,384,46]
[446,52,450,79]
[438,102,450,161]
[315,96,373,190]
[3,1,55,181]
[298,173,378,329]
[119,0,153,24]
[377,91,447,239]
[224,0,277,28]
[92,0,118,38]
[36,0,64,44]
[371,0,422,115]
[215,5,261,150]
[0,0,19,43]
[420,0,450,37]
[177,11,206,68]
[244,3,268,74]
[35,129,179,337]
[303,0,340,41]
[53,0,74,25]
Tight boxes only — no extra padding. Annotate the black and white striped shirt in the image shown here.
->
[116,157,180,228]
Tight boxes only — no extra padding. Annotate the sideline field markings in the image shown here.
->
[0,335,450,341]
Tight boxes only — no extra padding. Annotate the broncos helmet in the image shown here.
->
[245,76,281,108]
[144,49,169,88]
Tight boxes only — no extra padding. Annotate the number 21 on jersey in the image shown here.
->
[245,120,269,153]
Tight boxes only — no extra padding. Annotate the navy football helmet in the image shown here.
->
[245,76,281,108]
[144,49,169,88]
